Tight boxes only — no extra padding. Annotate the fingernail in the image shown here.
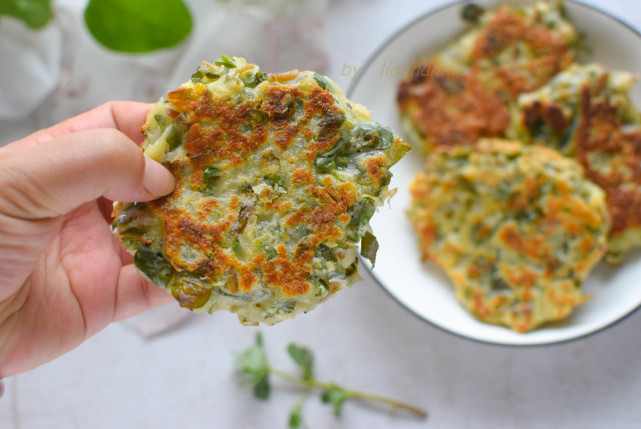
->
[143,157,175,196]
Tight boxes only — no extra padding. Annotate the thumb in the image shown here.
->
[0,128,174,219]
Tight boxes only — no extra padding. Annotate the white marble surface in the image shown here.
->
[2,0,641,428]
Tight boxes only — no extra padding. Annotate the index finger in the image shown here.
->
[14,101,154,148]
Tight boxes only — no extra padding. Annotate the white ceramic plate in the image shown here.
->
[350,0,641,346]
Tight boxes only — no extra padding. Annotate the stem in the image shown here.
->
[343,388,427,419]
[268,367,427,419]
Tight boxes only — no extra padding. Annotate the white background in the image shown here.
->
[2,0,641,428]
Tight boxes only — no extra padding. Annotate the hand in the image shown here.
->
[0,102,175,377]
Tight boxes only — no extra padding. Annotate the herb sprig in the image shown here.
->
[237,333,427,428]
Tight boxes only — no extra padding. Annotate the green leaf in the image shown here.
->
[347,198,376,241]
[313,73,331,91]
[288,402,305,429]
[202,166,222,189]
[240,71,267,88]
[321,385,349,417]
[84,0,192,53]
[264,174,284,188]
[349,198,376,229]
[133,247,173,288]
[287,344,314,381]
[236,333,271,400]
[360,231,379,267]
[165,125,183,151]
[253,373,271,400]
[191,65,220,83]
[0,0,52,29]
[215,55,236,69]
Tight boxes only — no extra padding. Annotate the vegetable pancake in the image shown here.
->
[113,56,409,325]
[407,139,609,332]
[397,1,577,154]
[510,63,641,263]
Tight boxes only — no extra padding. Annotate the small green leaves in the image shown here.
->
[349,198,376,228]
[191,66,220,83]
[313,73,331,91]
[313,277,330,298]
[288,401,305,429]
[240,71,267,88]
[236,333,271,400]
[313,155,336,173]
[84,0,193,53]
[264,246,277,260]
[200,166,222,194]
[215,55,237,69]
[165,125,182,151]
[321,385,349,417]
[153,114,167,128]
[253,371,271,399]
[0,0,52,29]
[349,122,393,152]
[313,120,393,176]
[236,333,427,423]
[360,231,379,266]
[347,198,377,241]
[287,344,314,381]
[264,174,285,188]
[203,166,222,186]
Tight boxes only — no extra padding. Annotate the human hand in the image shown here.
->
[0,102,175,377]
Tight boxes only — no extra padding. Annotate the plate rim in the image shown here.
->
[348,0,641,347]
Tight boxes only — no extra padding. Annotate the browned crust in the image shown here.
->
[398,66,511,148]
[398,5,573,150]
[575,86,641,237]
[148,76,365,300]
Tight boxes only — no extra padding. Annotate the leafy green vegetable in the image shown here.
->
[264,174,285,188]
[84,0,192,53]
[240,71,267,88]
[236,333,271,400]
[287,344,314,381]
[349,198,376,228]
[313,155,336,173]
[165,125,182,151]
[313,73,331,91]
[215,55,237,69]
[264,246,277,260]
[321,385,349,417]
[349,122,393,152]
[203,167,222,187]
[191,66,220,83]
[133,247,173,288]
[313,277,330,298]
[153,114,167,127]
[313,121,394,174]
[347,198,377,241]
[360,231,379,266]
[344,260,359,278]
[0,0,52,29]
[379,171,392,188]
[316,244,336,261]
